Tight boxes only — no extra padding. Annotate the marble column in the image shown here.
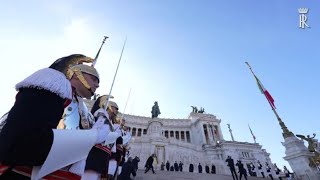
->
[201,123,207,144]
[206,124,213,144]
[218,125,224,141]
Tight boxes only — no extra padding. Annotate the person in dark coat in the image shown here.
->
[118,157,136,180]
[132,156,140,173]
[226,156,238,180]
[174,161,179,171]
[211,164,216,174]
[189,164,194,172]
[161,162,165,171]
[170,165,174,171]
[205,164,210,173]
[179,161,183,172]
[145,154,156,174]
[198,163,202,173]
[166,160,170,171]
[236,160,248,180]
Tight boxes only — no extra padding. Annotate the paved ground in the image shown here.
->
[133,169,269,180]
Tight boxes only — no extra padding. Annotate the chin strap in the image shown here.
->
[68,68,94,96]
[73,69,91,90]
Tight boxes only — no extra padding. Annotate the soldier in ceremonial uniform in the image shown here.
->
[82,95,120,180]
[118,118,130,176]
[0,54,111,180]
[107,115,131,180]
[108,136,124,180]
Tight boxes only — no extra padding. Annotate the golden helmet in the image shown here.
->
[49,54,99,81]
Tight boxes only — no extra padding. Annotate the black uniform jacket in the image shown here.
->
[0,68,72,166]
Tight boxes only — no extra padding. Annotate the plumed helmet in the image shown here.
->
[49,54,100,91]
[49,54,99,81]
[90,94,114,114]
[67,64,99,82]
[98,95,117,109]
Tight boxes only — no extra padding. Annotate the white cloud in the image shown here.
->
[63,18,95,47]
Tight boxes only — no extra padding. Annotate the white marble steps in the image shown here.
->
[133,169,266,180]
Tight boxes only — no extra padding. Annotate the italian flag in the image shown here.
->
[254,76,276,109]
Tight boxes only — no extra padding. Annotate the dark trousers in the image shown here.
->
[145,165,155,174]
[239,172,247,180]
[268,174,274,180]
[230,168,238,180]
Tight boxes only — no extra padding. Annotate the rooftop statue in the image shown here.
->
[191,106,198,113]
[151,101,161,118]
[191,106,205,113]
[198,107,205,113]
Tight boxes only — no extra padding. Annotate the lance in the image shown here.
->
[120,88,132,121]
[92,36,108,67]
[80,36,108,128]
[103,37,127,120]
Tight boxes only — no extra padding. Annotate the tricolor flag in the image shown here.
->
[245,62,276,109]
[248,124,256,141]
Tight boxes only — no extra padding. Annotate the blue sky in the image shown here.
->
[0,0,319,171]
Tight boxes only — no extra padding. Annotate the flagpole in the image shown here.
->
[248,124,256,143]
[227,124,235,141]
[271,108,294,138]
[245,62,294,139]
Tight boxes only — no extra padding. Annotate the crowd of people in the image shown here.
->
[225,156,295,180]
[158,160,217,174]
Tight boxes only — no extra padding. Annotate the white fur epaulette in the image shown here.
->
[15,68,72,100]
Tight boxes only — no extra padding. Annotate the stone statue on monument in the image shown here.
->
[296,133,320,168]
[191,106,198,113]
[296,133,318,153]
[151,101,161,118]
[191,106,205,113]
[198,107,205,113]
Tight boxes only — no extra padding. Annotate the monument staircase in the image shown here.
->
[133,169,274,180]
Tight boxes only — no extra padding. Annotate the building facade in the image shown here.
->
[124,112,276,176]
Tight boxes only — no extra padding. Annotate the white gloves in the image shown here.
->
[93,108,109,119]
[95,124,110,144]
[92,116,105,129]
[122,132,132,146]
[104,132,120,145]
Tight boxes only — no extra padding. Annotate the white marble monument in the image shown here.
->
[123,112,277,177]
